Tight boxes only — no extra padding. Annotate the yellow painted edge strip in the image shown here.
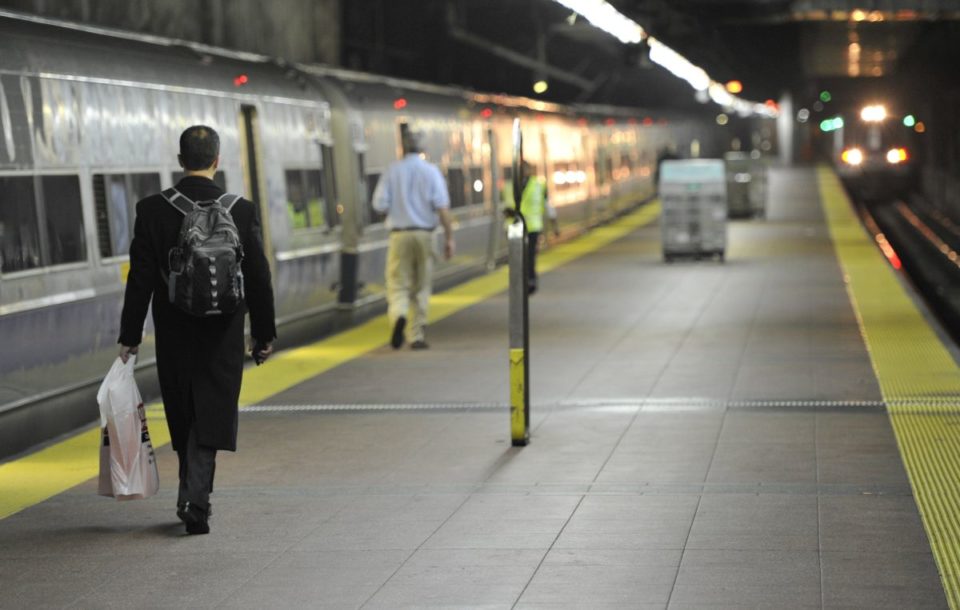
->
[0,201,661,521]
[818,166,960,608]
[509,348,527,443]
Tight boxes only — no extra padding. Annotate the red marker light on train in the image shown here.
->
[233,74,249,87]
[393,98,408,110]
[604,118,615,126]
[642,117,653,126]
[480,108,493,119]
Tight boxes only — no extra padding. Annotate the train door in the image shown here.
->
[238,104,274,269]
[485,126,501,269]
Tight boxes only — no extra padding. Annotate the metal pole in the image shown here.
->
[507,118,530,446]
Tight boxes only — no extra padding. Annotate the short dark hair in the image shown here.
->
[179,125,220,170]
[401,128,423,154]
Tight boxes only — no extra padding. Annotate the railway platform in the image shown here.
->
[1,165,957,608]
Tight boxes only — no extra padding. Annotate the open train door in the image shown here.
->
[238,104,276,271]
[485,126,501,269]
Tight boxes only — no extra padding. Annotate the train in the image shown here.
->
[832,101,918,197]
[0,10,746,457]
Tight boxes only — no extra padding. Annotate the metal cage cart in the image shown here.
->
[658,159,727,262]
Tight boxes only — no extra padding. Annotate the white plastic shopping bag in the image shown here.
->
[96,356,159,500]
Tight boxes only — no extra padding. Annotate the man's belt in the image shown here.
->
[390,227,434,232]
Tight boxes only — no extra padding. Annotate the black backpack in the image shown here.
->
[162,188,245,316]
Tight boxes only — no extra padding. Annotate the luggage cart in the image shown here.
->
[658,159,727,262]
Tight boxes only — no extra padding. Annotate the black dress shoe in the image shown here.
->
[391,316,406,349]
[410,340,429,350]
[184,507,210,535]
[181,503,211,535]
[177,502,212,523]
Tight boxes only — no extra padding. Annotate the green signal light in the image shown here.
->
[819,90,832,103]
[903,115,916,127]
[819,117,844,132]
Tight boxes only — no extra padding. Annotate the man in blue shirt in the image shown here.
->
[372,129,455,350]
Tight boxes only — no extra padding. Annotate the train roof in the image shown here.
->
[0,8,681,123]
[0,9,322,106]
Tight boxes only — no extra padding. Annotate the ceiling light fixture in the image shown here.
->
[551,0,645,43]
[550,0,776,117]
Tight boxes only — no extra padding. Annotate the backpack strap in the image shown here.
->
[216,193,242,212]
[161,188,195,216]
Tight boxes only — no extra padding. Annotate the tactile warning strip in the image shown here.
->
[243,398,893,413]
[818,166,960,608]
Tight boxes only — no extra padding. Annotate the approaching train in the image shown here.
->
[832,101,918,196]
[0,10,734,456]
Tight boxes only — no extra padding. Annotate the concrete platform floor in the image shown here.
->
[0,166,947,608]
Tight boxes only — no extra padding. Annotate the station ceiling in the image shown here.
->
[341,0,960,117]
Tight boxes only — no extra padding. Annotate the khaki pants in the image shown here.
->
[387,230,433,343]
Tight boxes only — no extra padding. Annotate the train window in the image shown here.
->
[446,168,466,209]
[0,175,86,273]
[41,175,86,265]
[93,172,161,258]
[469,167,484,205]
[172,171,226,190]
[285,169,327,231]
[0,176,41,273]
[366,173,385,224]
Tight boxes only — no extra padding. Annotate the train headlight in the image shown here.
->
[841,148,864,166]
[886,148,908,164]
[861,104,887,122]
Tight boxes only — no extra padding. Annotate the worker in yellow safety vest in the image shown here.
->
[504,160,559,294]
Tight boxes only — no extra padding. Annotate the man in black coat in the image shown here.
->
[118,125,276,535]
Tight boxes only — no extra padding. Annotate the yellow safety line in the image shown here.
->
[0,201,661,521]
[818,166,960,608]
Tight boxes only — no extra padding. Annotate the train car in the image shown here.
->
[834,102,917,196]
[0,10,725,457]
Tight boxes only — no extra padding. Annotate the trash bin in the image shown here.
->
[658,159,727,262]
[725,151,768,219]
[748,150,767,218]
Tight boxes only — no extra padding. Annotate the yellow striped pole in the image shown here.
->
[507,118,530,446]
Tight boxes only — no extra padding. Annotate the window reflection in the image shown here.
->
[0,176,41,273]
[94,172,160,257]
[42,175,86,265]
[285,168,328,231]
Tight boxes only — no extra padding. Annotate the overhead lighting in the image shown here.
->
[725,80,743,94]
[549,0,776,118]
[648,37,710,91]
[551,0,645,43]
[533,80,549,94]
[708,82,734,106]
